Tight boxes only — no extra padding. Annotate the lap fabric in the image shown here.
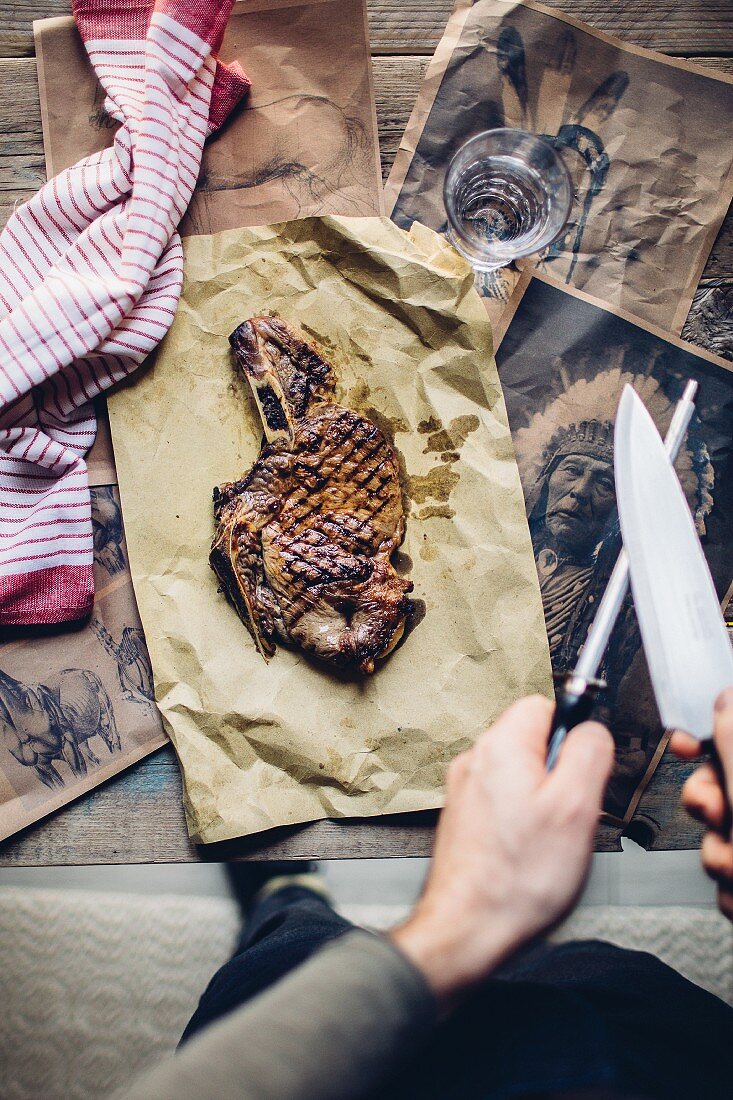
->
[183,888,733,1099]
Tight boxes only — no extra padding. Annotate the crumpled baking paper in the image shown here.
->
[107,215,552,844]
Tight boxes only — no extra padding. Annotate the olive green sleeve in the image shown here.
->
[116,929,436,1100]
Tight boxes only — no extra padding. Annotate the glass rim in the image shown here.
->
[443,127,574,268]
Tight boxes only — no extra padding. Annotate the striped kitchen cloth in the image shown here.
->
[0,0,249,626]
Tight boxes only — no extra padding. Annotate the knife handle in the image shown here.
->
[546,675,605,771]
[697,738,732,838]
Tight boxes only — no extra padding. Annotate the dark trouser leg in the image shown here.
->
[381,939,733,1100]
[183,910,733,1099]
[180,886,352,1045]
[500,938,733,1100]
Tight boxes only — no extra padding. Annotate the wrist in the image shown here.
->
[388,906,511,1007]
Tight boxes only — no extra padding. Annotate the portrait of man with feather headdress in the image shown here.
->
[497,276,729,829]
[527,417,617,671]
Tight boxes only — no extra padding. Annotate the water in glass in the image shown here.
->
[443,129,573,273]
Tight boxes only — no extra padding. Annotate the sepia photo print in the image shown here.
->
[496,274,733,826]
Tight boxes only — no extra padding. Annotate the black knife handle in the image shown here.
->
[697,738,732,837]
[546,675,605,770]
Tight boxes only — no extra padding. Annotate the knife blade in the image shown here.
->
[614,384,733,739]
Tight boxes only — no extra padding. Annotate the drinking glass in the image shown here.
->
[443,128,573,273]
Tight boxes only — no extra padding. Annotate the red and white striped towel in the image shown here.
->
[0,0,249,626]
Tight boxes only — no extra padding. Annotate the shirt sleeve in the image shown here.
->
[114,929,437,1100]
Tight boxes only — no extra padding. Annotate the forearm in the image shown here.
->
[114,930,436,1100]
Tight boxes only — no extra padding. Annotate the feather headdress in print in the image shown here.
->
[475,22,628,306]
[513,367,714,535]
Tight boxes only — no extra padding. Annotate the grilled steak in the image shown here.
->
[210,317,414,673]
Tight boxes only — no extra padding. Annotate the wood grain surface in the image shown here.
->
[0,0,730,863]
[1,1,733,56]
[0,745,705,864]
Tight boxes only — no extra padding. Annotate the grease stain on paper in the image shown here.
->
[410,467,460,506]
[410,413,480,521]
[338,373,480,525]
[417,504,455,521]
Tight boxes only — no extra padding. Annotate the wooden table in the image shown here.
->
[1,0,731,865]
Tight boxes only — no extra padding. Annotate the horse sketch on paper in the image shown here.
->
[91,485,126,576]
[89,78,377,229]
[91,620,155,714]
[0,667,121,790]
[202,94,372,201]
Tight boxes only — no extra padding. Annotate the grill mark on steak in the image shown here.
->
[210,317,415,674]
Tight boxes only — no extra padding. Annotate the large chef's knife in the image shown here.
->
[614,384,733,740]
[545,382,698,768]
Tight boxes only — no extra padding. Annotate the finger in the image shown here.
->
[669,731,703,760]
[713,688,733,802]
[547,720,614,812]
[677,770,726,827]
[475,694,554,777]
[718,884,733,923]
[701,830,733,886]
[682,765,729,830]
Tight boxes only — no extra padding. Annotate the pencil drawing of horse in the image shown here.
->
[0,667,121,790]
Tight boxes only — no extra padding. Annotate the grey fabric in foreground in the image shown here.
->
[117,930,435,1100]
[0,887,732,1100]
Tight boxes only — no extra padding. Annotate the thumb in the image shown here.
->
[549,720,614,812]
[713,688,733,804]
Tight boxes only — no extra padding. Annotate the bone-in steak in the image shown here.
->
[210,317,414,673]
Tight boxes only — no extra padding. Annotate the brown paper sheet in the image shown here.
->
[494,270,733,831]
[106,216,553,844]
[385,0,733,335]
[34,0,384,233]
[0,3,384,846]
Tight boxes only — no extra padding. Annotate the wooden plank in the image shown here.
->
[369,0,733,56]
[374,55,429,177]
[2,0,733,58]
[0,0,59,57]
[686,56,733,74]
[368,0,456,55]
[0,56,44,203]
[532,0,733,56]
[625,757,705,852]
[0,57,44,224]
[0,58,42,151]
[0,743,703,864]
[0,159,44,191]
[707,210,733,284]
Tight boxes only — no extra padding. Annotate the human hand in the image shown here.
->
[390,695,613,1004]
[670,687,733,923]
